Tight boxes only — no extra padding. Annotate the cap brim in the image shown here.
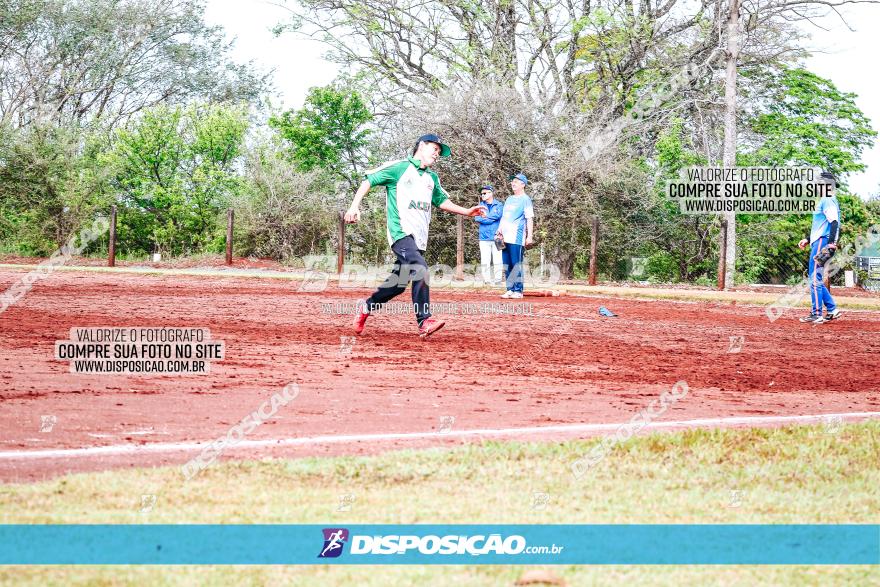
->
[439,143,451,158]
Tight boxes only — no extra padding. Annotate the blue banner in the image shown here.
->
[0,525,877,565]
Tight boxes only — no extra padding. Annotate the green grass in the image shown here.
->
[1,423,879,585]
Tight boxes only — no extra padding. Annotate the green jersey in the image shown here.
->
[365,156,449,250]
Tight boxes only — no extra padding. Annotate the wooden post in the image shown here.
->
[337,211,345,274]
[589,216,599,286]
[717,218,728,291]
[225,208,234,265]
[108,205,117,267]
[456,216,464,280]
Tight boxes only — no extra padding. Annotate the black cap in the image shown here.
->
[820,171,837,186]
[416,134,451,158]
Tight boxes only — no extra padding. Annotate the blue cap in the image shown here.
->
[416,134,451,158]
[509,173,528,185]
[480,185,494,193]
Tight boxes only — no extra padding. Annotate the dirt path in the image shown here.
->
[2,269,878,482]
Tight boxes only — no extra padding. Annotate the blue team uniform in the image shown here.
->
[808,196,840,316]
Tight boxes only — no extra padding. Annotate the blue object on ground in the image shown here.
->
[598,306,617,317]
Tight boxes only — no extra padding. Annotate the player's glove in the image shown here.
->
[814,245,836,267]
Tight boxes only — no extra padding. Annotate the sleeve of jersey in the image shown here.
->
[431,175,450,207]
[365,160,405,187]
[487,202,504,222]
[824,200,839,223]
[524,197,535,219]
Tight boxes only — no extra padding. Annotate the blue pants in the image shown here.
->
[809,236,836,316]
[502,243,525,293]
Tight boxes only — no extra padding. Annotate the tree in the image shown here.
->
[733,66,877,283]
[278,0,735,113]
[0,122,112,255]
[274,0,804,277]
[275,0,879,280]
[268,85,373,189]
[746,68,876,175]
[104,103,249,255]
[650,119,718,281]
[235,137,337,261]
[0,0,270,129]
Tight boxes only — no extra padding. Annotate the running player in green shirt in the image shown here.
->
[344,134,486,338]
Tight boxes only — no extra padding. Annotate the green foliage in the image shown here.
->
[644,251,678,282]
[104,103,249,255]
[747,68,877,175]
[642,119,716,281]
[233,137,337,262]
[269,86,373,187]
[0,124,71,254]
[735,240,771,284]
[0,123,111,255]
[734,67,879,283]
[2,1,877,290]
[838,193,879,241]
[655,119,704,175]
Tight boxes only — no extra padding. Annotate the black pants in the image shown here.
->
[366,235,431,324]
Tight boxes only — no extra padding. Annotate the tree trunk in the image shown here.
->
[555,250,574,279]
[721,0,740,289]
[589,216,599,286]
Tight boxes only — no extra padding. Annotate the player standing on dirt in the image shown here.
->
[474,185,504,285]
[345,134,487,338]
[799,171,842,324]
[497,173,535,299]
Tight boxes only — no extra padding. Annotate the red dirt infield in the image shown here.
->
[1,268,879,482]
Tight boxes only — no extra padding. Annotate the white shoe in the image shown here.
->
[500,291,514,298]
[815,309,842,324]
[510,292,523,299]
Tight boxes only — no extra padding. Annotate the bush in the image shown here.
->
[0,123,111,255]
[104,103,250,256]
[645,251,678,282]
[234,144,338,262]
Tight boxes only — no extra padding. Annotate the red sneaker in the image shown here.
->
[353,300,370,335]
[418,317,445,339]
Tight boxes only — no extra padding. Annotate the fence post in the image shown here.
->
[225,208,234,265]
[589,216,599,286]
[456,216,464,280]
[337,211,346,274]
[717,218,728,290]
[108,205,117,267]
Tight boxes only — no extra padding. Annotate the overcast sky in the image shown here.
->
[204,0,880,198]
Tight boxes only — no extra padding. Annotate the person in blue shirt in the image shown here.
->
[474,185,504,285]
[496,173,535,299]
[799,171,842,324]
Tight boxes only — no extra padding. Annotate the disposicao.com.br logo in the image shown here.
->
[318,528,349,558]
[318,528,564,558]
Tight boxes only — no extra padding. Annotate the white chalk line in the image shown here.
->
[1,411,879,462]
